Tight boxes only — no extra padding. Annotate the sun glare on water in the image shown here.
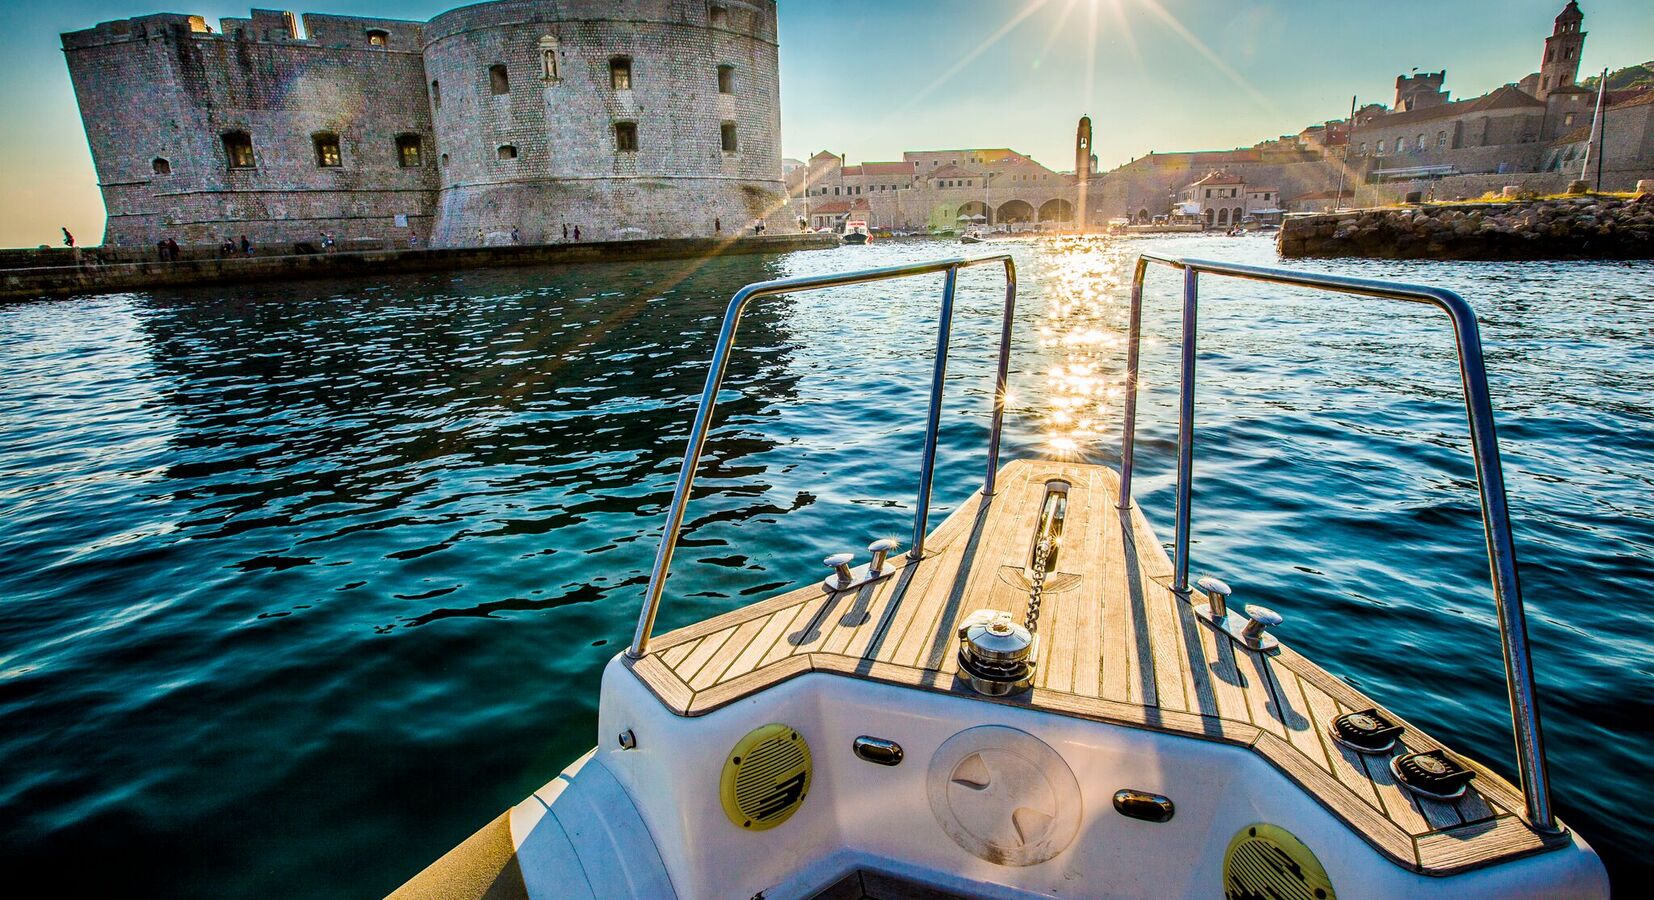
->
[1032,238,1135,460]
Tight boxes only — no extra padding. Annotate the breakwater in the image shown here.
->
[1278,194,1654,260]
[0,233,838,301]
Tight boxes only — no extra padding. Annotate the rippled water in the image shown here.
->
[1,237,1648,895]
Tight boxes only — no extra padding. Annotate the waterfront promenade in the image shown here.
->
[0,233,837,301]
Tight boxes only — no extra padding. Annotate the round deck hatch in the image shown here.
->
[1223,823,1335,900]
[720,723,811,831]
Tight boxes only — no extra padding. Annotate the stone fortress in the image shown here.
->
[61,1,785,249]
[1086,1,1654,223]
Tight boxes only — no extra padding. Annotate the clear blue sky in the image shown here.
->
[1,1,1649,247]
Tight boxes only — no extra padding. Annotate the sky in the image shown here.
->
[1,0,1649,248]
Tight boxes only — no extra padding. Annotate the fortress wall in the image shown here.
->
[423,0,785,244]
[62,12,438,248]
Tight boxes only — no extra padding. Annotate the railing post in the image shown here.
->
[1442,291,1556,832]
[983,258,1018,497]
[1171,265,1198,594]
[628,288,753,658]
[1117,257,1147,509]
[911,265,959,560]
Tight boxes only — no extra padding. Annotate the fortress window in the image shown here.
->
[490,64,510,95]
[152,158,171,175]
[540,36,559,80]
[313,133,342,167]
[717,65,735,94]
[610,57,632,91]
[431,80,441,110]
[1375,140,1385,155]
[396,134,422,168]
[614,121,638,152]
[366,29,389,47]
[497,144,518,160]
[721,121,738,153]
[441,153,450,167]
[1437,131,1448,147]
[710,3,728,27]
[222,131,255,168]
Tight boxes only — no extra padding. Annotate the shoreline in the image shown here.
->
[0,233,838,302]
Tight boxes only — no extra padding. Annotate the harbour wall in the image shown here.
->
[1278,193,1654,259]
[0,233,836,301]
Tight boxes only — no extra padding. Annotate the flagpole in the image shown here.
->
[1335,95,1356,211]
[1581,69,1606,184]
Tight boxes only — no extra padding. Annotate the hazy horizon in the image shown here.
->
[1,0,1649,248]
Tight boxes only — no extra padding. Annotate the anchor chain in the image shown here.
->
[1024,534,1053,635]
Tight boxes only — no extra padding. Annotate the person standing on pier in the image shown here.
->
[61,227,74,248]
[239,235,252,257]
[715,217,721,234]
[562,222,569,241]
[573,225,580,241]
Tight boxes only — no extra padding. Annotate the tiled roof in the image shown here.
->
[840,165,862,176]
[1554,125,1591,144]
[859,161,915,175]
[1190,170,1244,186]
[1611,89,1654,110]
[810,150,841,161]
[810,200,853,214]
[1468,84,1546,111]
[928,164,971,178]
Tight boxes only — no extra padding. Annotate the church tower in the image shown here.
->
[1074,115,1092,231]
[1538,1,1586,99]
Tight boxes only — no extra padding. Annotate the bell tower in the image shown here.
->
[1074,115,1092,231]
[1538,1,1586,99]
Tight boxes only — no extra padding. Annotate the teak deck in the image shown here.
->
[624,459,1568,875]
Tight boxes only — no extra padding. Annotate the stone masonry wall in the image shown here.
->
[1279,193,1654,259]
[61,1,786,249]
[422,0,784,244]
[63,12,438,249]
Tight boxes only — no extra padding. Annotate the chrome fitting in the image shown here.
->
[867,539,899,576]
[822,552,856,592]
[1240,605,1282,649]
[1196,575,1230,621]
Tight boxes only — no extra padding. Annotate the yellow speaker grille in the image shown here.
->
[720,723,811,831]
[1223,823,1335,900]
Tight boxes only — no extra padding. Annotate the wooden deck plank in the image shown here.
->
[721,605,803,682]
[1297,674,1386,809]
[659,637,699,670]
[1236,648,1289,738]
[674,625,739,685]
[689,614,772,690]
[1195,612,1252,727]
[1265,658,1334,776]
[625,460,1557,875]
[1070,468,1105,698]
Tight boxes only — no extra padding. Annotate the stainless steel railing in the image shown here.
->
[1118,252,1555,832]
[627,254,1017,660]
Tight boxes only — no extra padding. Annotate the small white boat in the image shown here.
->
[396,253,1608,900]
[960,230,985,244]
[842,220,872,245]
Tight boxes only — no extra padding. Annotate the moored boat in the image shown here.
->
[395,253,1609,900]
[842,220,872,245]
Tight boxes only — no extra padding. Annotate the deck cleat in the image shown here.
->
[956,609,1037,696]
[1330,708,1405,754]
[1392,749,1476,800]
